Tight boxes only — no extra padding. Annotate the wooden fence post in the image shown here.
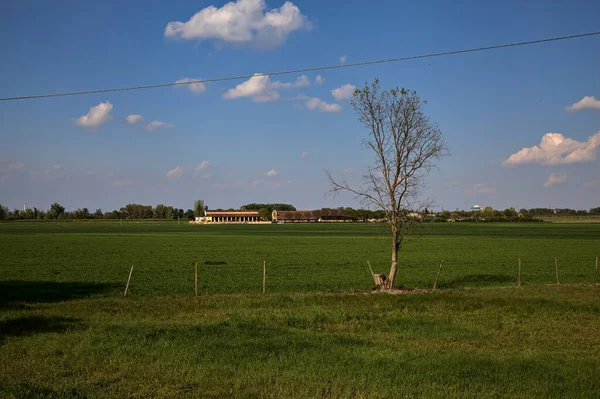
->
[124,265,134,297]
[263,261,266,294]
[432,261,445,291]
[555,257,560,285]
[195,263,198,296]
[518,257,521,287]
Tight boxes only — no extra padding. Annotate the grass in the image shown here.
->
[539,215,600,223]
[1,286,600,398]
[0,222,599,295]
[1,222,600,397]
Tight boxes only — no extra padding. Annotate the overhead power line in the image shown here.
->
[1,31,599,102]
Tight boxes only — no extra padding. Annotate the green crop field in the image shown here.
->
[1,222,600,398]
[1,221,599,295]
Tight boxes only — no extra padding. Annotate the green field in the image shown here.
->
[1,222,600,398]
[1,222,599,295]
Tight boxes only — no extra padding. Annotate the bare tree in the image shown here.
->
[326,79,448,290]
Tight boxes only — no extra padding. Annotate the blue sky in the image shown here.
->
[1,0,599,212]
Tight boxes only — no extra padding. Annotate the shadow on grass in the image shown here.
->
[1,382,87,399]
[440,274,515,288]
[0,316,83,344]
[0,280,119,310]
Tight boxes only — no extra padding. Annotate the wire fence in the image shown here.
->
[2,256,597,298]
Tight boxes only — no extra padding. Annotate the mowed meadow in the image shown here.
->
[1,222,600,398]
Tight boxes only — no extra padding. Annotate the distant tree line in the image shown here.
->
[0,202,196,221]
[240,203,297,211]
[1,202,598,222]
[437,206,600,222]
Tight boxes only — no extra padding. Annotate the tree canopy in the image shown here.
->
[240,203,296,212]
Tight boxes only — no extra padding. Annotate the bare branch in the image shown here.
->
[327,80,449,289]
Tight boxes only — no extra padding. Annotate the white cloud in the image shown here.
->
[278,75,310,89]
[566,96,600,112]
[124,114,144,125]
[265,169,279,176]
[123,115,174,131]
[300,152,308,159]
[223,74,309,102]
[112,179,134,187]
[503,132,600,166]
[8,162,24,170]
[164,0,310,49]
[315,75,324,85]
[544,172,568,187]
[146,121,175,131]
[175,78,206,94]
[167,166,186,178]
[306,97,342,113]
[343,168,353,173]
[465,183,496,195]
[75,101,113,127]
[340,55,347,64]
[195,160,210,171]
[331,83,356,101]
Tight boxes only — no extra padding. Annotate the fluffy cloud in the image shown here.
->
[165,162,212,180]
[465,183,496,195]
[331,83,356,101]
[265,169,279,176]
[123,114,174,131]
[300,152,308,159]
[315,75,324,85]
[340,55,347,64]
[544,172,567,187]
[195,160,210,171]
[167,166,186,178]
[343,168,354,173]
[223,74,309,102]
[175,78,206,94]
[566,96,600,112]
[164,0,310,48]
[503,132,600,166]
[305,97,342,113]
[146,121,175,131]
[75,101,113,127]
[124,114,144,124]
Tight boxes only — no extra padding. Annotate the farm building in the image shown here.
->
[205,210,260,223]
[272,210,356,223]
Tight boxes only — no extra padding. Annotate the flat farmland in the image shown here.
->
[1,222,600,398]
[0,222,599,296]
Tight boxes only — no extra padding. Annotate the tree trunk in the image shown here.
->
[387,228,399,289]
